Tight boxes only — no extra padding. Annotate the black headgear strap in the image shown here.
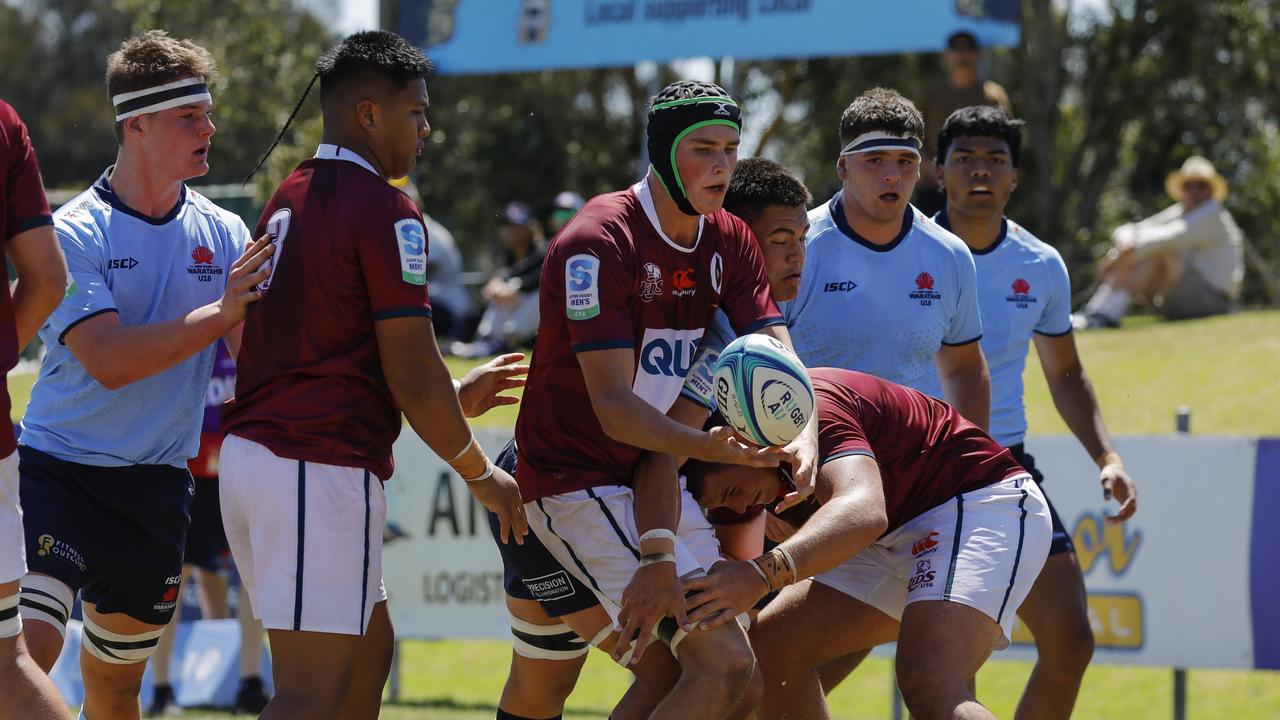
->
[646,96,742,216]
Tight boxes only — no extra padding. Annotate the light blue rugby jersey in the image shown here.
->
[779,193,982,393]
[917,212,1073,447]
[20,168,251,468]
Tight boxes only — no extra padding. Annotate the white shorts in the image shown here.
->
[525,484,722,625]
[220,434,387,636]
[0,451,23,584]
[813,473,1051,648]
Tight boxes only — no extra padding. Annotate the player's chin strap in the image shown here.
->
[646,96,742,217]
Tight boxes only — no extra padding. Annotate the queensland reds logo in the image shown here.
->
[191,246,214,264]
[640,263,663,302]
[915,272,934,290]
[1012,278,1031,294]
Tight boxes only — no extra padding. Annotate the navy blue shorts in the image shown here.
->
[19,446,194,625]
[487,439,599,618]
[1009,444,1075,556]
[183,476,228,572]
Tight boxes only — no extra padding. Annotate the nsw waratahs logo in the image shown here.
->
[187,245,223,282]
[1007,277,1037,308]
[908,271,941,305]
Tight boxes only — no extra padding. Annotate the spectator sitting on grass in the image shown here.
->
[1075,155,1243,329]
[452,201,545,357]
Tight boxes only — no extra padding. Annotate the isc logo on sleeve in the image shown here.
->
[396,218,427,285]
[565,253,600,320]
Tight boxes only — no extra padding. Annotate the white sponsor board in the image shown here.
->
[383,432,1269,670]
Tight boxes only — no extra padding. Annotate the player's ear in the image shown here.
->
[836,156,848,181]
[1010,167,1019,190]
[123,115,146,141]
[355,98,378,131]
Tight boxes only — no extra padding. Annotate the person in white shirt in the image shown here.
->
[1075,155,1243,328]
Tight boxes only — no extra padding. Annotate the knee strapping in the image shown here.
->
[509,614,588,661]
[80,614,165,665]
[0,593,20,638]
[18,575,74,638]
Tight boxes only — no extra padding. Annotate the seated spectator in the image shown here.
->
[391,177,474,339]
[452,201,545,357]
[1075,155,1243,329]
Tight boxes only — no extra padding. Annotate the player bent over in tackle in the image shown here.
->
[682,368,1052,720]
[509,81,818,720]
[220,32,527,720]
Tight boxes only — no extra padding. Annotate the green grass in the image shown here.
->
[25,311,1280,718]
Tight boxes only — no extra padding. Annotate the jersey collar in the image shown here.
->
[632,178,703,254]
[314,144,380,177]
[92,166,187,226]
[934,210,1009,256]
[830,191,914,253]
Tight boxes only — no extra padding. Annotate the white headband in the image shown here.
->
[112,77,211,121]
[840,130,921,157]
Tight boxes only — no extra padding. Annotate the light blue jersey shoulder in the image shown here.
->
[921,214,1072,446]
[780,193,982,392]
[20,169,251,467]
[681,309,735,410]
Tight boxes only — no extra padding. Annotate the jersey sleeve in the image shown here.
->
[681,310,735,410]
[942,245,983,346]
[4,112,53,240]
[1035,246,1073,336]
[360,194,433,321]
[49,224,117,344]
[816,387,875,465]
[557,224,636,354]
[720,220,783,335]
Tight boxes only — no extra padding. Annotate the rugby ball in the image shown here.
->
[712,335,814,446]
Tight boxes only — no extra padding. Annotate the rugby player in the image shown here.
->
[782,87,990,428]
[930,105,1137,719]
[486,158,813,720]
[0,99,72,720]
[681,367,1052,720]
[16,32,272,720]
[219,31,526,720]
[511,80,817,719]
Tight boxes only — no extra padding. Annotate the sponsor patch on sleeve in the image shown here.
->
[565,253,600,320]
[395,218,428,285]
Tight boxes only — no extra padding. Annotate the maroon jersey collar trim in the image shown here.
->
[314,144,379,177]
[633,177,703,254]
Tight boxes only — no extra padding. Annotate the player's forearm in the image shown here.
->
[74,303,231,390]
[774,493,885,581]
[1047,367,1121,469]
[631,452,681,544]
[10,275,63,351]
[593,390,715,458]
[941,362,991,431]
[393,346,474,463]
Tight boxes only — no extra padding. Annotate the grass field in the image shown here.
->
[12,310,1280,718]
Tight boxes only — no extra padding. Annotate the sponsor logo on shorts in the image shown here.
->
[395,218,428,285]
[641,263,663,302]
[565,253,601,320]
[823,280,858,293]
[1006,277,1037,308]
[671,268,696,297]
[154,576,182,611]
[522,570,576,602]
[908,557,936,592]
[909,271,941,306]
[911,530,939,558]
[35,534,86,571]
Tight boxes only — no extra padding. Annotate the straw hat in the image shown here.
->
[1165,155,1229,203]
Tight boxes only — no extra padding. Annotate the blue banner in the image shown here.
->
[401,0,1021,75]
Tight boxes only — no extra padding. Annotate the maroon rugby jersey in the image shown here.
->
[222,148,432,480]
[812,367,1024,532]
[515,181,782,501]
[0,101,53,458]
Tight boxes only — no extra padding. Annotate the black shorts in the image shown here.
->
[1009,444,1075,556]
[183,476,229,572]
[487,438,599,618]
[19,446,194,626]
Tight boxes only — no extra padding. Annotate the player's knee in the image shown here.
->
[1038,614,1095,673]
[80,614,165,666]
[508,656,579,705]
[270,687,346,720]
[682,632,756,691]
[896,658,968,714]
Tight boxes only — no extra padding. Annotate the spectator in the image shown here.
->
[915,30,1011,216]
[390,177,474,339]
[548,190,585,235]
[451,201,545,357]
[1075,155,1243,329]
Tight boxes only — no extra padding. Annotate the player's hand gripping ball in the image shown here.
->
[712,335,814,446]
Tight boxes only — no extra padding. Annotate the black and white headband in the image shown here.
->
[112,77,211,121]
[839,130,921,158]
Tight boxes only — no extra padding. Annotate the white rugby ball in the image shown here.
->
[712,335,814,446]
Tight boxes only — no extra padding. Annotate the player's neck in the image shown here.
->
[320,133,387,179]
[945,205,1004,251]
[109,151,184,219]
[842,192,902,246]
[647,174,700,247]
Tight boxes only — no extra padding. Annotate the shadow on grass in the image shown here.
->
[385,697,611,717]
